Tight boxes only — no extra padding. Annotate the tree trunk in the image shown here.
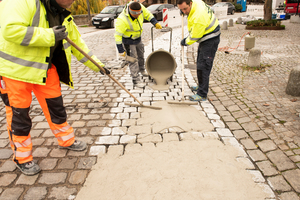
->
[264,0,272,20]
[86,0,91,25]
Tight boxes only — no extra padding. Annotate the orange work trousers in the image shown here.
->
[0,65,75,164]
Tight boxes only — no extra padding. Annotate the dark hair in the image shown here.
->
[130,2,141,10]
[177,0,192,5]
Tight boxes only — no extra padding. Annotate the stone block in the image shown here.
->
[247,48,261,68]
[229,19,234,27]
[286,65,300,96]
[24,187,47,200]
[0,188,24,200]
[282,169,300,193]
[267,175,292,192]
[221,21,228,30]
[38,173,67,184]
[267,150,296,171]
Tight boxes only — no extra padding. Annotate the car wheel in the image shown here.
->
[110,20,114,28]
[96,26,99,29]
[231,10,235,15]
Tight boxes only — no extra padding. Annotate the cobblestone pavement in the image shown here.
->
[0,18,299,200]
[186,20,300,200]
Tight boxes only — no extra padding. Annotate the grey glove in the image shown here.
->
[53,25,68,41]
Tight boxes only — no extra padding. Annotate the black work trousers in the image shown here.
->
[196,35,220,98]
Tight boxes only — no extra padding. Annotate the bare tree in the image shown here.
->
[264,0,272,20]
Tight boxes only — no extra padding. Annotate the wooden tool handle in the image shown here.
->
[65,37,143,106]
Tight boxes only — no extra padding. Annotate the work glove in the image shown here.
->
[53,25,68,42]
[155,23,162,29]
[180,38,187,46]
[100,67,110,75]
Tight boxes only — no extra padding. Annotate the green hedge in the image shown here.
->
[246,19,283,27]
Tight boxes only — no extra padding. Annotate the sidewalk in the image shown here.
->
[0,16,299,200]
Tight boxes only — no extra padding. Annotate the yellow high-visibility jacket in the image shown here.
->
[114,2,155,46]
[0,0,104,88]
[186,0,220,46]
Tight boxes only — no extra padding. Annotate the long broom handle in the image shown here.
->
[181,15,185,101]
[65,37,143,106]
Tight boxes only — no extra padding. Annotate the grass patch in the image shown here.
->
[239,64,271,72]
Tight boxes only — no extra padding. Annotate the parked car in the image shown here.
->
[210,2,235,15]
[146,4,176,21]
[92,5,125,28]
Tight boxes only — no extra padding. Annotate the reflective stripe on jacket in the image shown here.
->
[114,2,154,45]
[186,0,220,45]
[0,0,104,88]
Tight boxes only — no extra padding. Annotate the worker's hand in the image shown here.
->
[100,67,110,75]
[180,38,187,46]
[155,23,162,29]
[53,25,68,41]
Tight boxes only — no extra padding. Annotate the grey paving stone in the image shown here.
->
[216,128,233,137]
[32,147,51,157]
[211,119,225,128]
[0,149,13,159]
[48,186,77,200]
[256,160,279,176]
[225,122,243,130]
[86,120,106,127]
[257,140,277,152]
[278,191,300,200]
[0,187,24,200]
[0,160,16,172]
[32,138,45,146]
[39,158,58,170]
[57,158,77,169]
[69,170,88,185]
[240,138,257,150]
[232,130,249,139]
[267,150,296,171]
[112,127,126,135]
[16,174,39,185]
[267,175,292,192]
[282,169,300,193]
[0,139,9,148]
[78,157,96,169]
[241,122,260,132]
[90,127,111,136]
[0,174,17,186]
[95,136,119,145]
[49,148,67,157]
[38,173,67,184]
[236,116,252,124]
[120,135,136,144]
[67,149,88,157]
[247,149,268,162]
[89,145,106,156]
[248,130,269,141]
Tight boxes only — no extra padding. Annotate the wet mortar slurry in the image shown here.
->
[0,19,299,199]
